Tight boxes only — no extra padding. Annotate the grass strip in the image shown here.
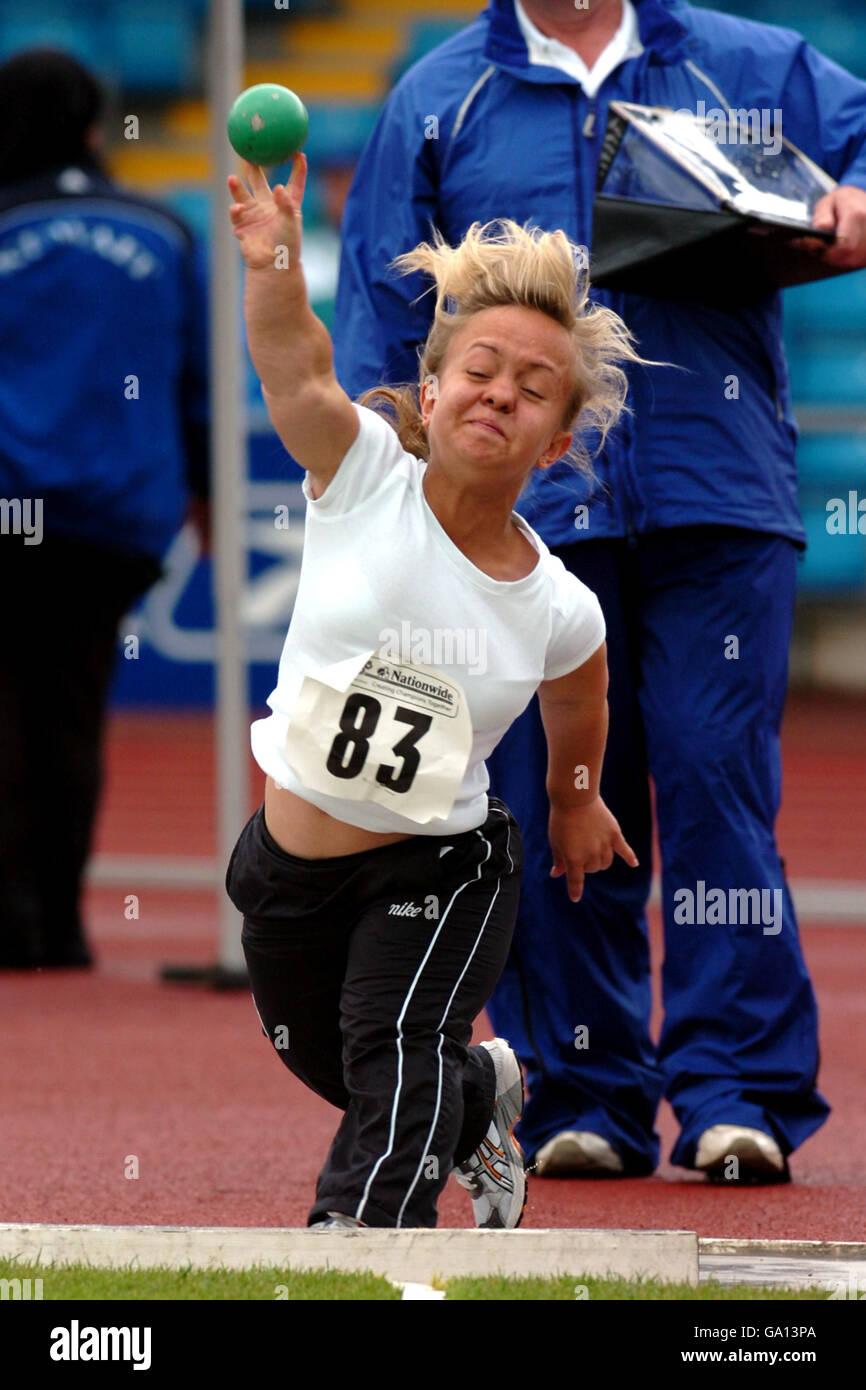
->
[1,1257,829,1301]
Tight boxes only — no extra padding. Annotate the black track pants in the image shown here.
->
[226,799,522,1228]
[0,531,160,966]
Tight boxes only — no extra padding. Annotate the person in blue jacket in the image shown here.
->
[332,0,866,1181]
[0,50,210,970]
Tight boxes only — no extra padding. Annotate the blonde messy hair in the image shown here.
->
[358,219,646,471]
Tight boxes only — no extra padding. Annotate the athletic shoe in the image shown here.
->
[694,1125,790,1184]
[453,1038,527,1229]
[532,1130,625,1177]
[309,1212,367,1230]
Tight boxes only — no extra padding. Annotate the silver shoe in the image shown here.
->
[453,1038,527,1229]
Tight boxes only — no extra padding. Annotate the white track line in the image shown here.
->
[87,855,218,887]
[86,859,866,923]
[786,881,866,922]
[643,878,866,923]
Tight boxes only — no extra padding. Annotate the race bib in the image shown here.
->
[283,650,472,824]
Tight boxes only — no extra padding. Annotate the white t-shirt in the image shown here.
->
[513,0,643,99]
[251,404,605,835]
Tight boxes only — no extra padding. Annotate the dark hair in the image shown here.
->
[0,48,105,186]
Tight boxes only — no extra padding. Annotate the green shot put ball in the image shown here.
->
[227,83,309,165]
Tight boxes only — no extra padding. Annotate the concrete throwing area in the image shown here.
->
[0,1223,698,1285]
[4,1225,865,1294]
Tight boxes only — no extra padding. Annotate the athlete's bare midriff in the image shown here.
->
[263,776,414,859]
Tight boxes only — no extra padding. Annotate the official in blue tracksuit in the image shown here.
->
[332,0,866,1177]
[0,50,209,969]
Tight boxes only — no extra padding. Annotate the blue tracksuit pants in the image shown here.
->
[486,526,830,1172]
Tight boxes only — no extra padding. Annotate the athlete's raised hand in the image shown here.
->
[227,153,306,271]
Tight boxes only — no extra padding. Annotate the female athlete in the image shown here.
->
[225,152,640,1230]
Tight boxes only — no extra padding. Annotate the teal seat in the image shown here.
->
[165,188,212,242]
[783,16,866,76]
[711,1,866,74]
[298,104,381,166]
[789,347,866,405]
[393,19,467,81]
[796,433,866,485]
[785,272,866,339]
[0,6,103,71]
[102,3,197,93]
[245,0,333,9]
[405,19,467,61]
[798,504,866,590]
[729,0,864,23]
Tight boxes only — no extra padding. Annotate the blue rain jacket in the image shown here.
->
[333,0,866,548]
[0,158,209,560]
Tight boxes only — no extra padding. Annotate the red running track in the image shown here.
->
[1,692,864,1239]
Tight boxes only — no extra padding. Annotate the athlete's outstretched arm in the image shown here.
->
[537,643,638,904]
[228,155,358,495]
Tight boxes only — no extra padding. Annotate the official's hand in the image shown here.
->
[227,153,306,271]
[792,185,866,271]
[549,798,639,904]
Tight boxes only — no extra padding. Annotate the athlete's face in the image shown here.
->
[420,305,575,487]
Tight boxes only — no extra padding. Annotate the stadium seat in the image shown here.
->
[785,273,866,340]
[797,505,866,591]
[780,17,866,77]
[704,1,866,75]
[717,0,862,22]
[796,433,866,486]
[0,5,103,71]
[101,3,198,94]
[298,103,380,164]
[245,0,337,10]
[165,188,212,242]
[181,0,338,11]
[392,18,469,81]
[405,18,469,62]
[789,347,866,407]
